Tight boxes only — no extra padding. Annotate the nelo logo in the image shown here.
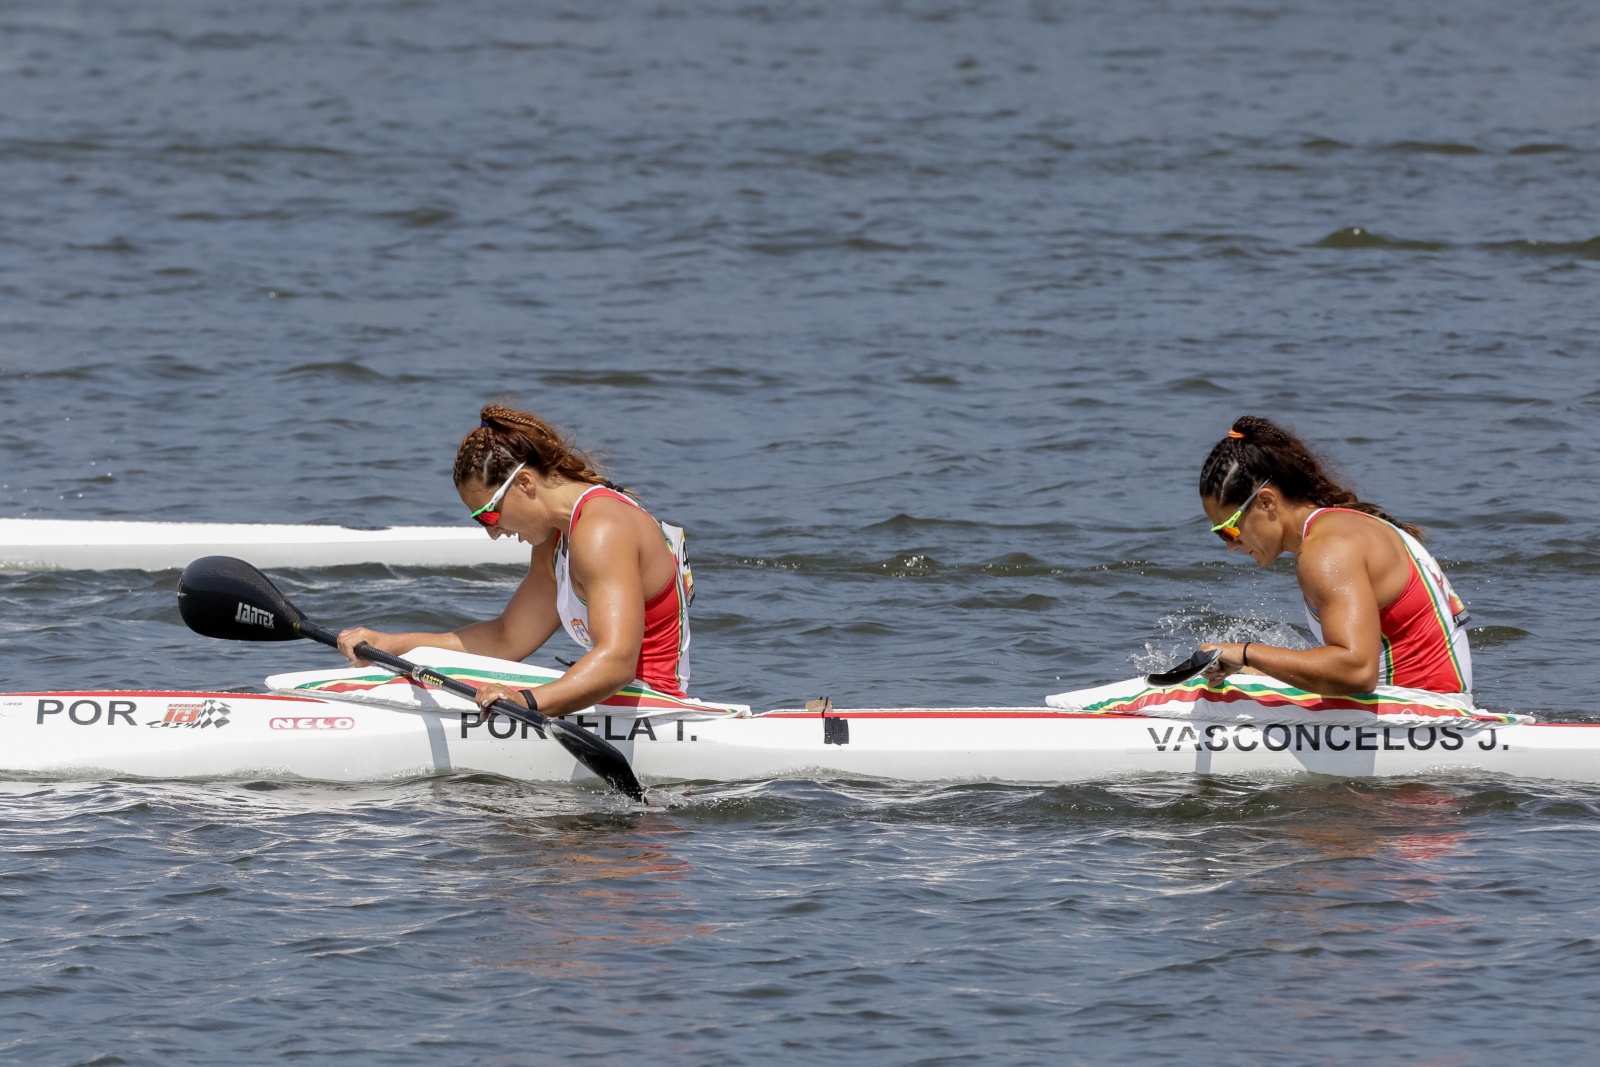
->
[235,602,275,629]
[270,716,355,731]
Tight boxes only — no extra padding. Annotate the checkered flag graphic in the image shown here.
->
[197,699,232,729]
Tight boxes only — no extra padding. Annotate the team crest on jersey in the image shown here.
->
[1428,570,1471,628]
[570,618,592,644]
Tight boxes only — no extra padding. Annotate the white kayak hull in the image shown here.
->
[5,689,1600,786]
[0,518,530,571]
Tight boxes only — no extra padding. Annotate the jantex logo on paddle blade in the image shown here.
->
[235,602,275,629]
[270,716,355,731]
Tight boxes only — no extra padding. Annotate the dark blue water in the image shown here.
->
[3,1,1599,1062]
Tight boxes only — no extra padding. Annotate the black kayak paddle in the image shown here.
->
[176,555,648,802]
[1144,648,1222,688]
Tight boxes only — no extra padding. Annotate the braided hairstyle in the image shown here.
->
[454,403,610,490]
[1198,415,1423,541]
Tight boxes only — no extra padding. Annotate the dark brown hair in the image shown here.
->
[453,403,608,489]
[1198,415,1423,540]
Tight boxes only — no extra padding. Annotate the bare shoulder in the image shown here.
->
[1300,511,1403,583]
[570,492,654,550]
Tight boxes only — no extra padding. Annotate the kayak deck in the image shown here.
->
[5,690,1599,786]
[7,649,1584,787]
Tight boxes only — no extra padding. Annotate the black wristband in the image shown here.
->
[519,689,540,713]
[1241,642,1251,668]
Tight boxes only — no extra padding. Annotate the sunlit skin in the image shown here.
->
[336,468,677,717]
[1198,486,1419,695]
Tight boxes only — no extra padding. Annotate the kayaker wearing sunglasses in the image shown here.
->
[337,403,693,716]
[1196,415,1471,697]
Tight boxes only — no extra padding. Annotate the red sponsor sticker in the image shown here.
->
[151,699,232,729]
[165,702,204,724]
[269,716,356,731]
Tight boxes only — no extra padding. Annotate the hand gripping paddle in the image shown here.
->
[177,555,648,802]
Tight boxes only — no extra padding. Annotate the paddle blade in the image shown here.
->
[548,718,648,802]
[1145,648,1221,687]
[178,555,306,642]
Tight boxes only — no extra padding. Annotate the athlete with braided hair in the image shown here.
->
[337,403,694,715]
[1197,416,1472,697]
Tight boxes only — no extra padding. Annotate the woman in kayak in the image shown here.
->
[1196,415,1471,696]
[337,403,693,716]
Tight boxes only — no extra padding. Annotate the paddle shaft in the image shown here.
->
[1145,648,1223,688]
[175,554,647,801]
[294,619,557,736]
[292,618,647,801]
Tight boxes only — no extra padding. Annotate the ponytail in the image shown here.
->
[453,404,609,489]
[1198,415,1423,541]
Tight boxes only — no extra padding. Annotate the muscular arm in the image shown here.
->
[502,512,647,716]
[341,497,668,717]
[337,542,562,663]
[1205,537,1385,695]
[451,547,564,658]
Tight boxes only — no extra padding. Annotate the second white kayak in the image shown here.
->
[0,518,531,571]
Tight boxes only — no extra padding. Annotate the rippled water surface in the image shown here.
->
[3,0,1599,1062]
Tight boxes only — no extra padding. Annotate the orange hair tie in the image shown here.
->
[1227,429,1246,439]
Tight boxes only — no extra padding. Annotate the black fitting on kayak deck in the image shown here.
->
[807,698,849,744]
